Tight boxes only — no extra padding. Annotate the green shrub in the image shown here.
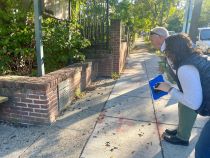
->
[0,1,90,76]
[111,72,120,80]
[42,18,90,73]
[0,2,35,75]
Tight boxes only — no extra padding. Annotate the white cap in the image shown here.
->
[151,27,169,37]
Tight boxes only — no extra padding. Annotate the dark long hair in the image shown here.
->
[165,33,202,70]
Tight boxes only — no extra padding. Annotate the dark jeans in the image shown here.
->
[195,119,210,158]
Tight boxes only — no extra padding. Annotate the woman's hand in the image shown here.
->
[155,82,172,92]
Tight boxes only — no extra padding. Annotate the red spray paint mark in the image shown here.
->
[116,117,135,133]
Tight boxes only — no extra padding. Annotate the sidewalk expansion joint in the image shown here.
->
[79,78,116,158]
[104,115,157,124]
[143,61,165,158]
[110,94,151,98]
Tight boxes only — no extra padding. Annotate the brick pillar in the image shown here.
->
[110,19,121,73]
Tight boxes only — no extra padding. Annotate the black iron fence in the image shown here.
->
[79,0,110,49]
[42,0,110,49]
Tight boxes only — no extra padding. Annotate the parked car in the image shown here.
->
[196,27,210,54]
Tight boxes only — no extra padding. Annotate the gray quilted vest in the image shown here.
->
[176,54,210,116]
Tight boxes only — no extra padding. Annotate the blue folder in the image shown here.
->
[149,74,168,100]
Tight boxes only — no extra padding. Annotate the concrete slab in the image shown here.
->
[20,127,91,158]
[111,81,151,98]
[68,89,111,112]
[0,125,49,158]
[81,117,162,158]
[54,108,100,131]
[145,66,160,73]
[154,98,179,125]
[128,53,154,62]
[145,68,162,80]
[121,68,146,75]
[53,77,114,131]
[144,55,161,68]
[104,95,155,122]
[154,98,209,128]
[117,73,148,84]
[87,78,116,92]
[126,60,145,65]
[0,123,16,139]
[143,54,162,79]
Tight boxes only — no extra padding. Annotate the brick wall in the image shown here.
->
[88,19,128,77]
[92,50,113,77]
[110,19,128,74]
[97,54,113,77]
[0,62,98,125]
[110,19,121,73]
[0,19,128,125]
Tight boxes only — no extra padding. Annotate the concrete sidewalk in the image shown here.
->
[0,38,208,158]
[80,38,208,158]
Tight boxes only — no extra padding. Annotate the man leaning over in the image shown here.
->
[149,27,197,146]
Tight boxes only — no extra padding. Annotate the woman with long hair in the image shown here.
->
[155,33,210,158]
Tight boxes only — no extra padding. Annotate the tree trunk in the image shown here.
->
[189,0,203,43]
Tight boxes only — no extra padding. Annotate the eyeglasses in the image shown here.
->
[150,31,161,36]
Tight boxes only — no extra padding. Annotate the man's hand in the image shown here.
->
[155,82,172,92]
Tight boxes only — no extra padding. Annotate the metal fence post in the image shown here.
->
[34,0,45,76]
